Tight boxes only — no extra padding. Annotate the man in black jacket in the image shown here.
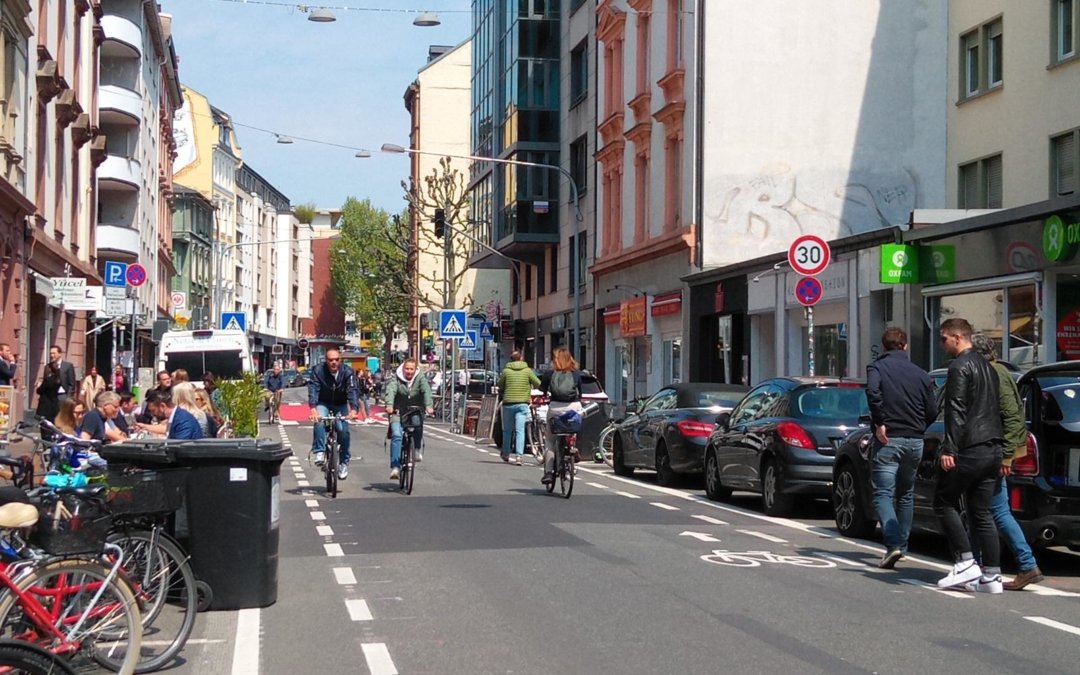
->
[935,318,1004,593]
[307,349,360,480]
[0,343,16,386]
[866,327,936,569]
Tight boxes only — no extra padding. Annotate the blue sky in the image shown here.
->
[162,0,472,213]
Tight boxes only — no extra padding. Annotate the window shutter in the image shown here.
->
[1055,133,1077,196]
[985,156,1003,208]
[959,164,978,208]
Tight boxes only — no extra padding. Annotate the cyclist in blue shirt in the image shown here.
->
[264,364,285,424]
[307,349,360,480]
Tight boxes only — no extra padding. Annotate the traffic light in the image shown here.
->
[433,208,446,238]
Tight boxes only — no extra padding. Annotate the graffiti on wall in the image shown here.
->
[704,164,917,263]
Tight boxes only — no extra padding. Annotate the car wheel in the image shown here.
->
[655,441,677,487]
[832,463,876,539]
[612,436,634,477]
[704,449,732,502]
[761,456,795,517]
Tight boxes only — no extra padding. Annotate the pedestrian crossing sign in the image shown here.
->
[439,309,467,338]
[221,312,247,332]
[479,321,493,339]
[459,330,477,350]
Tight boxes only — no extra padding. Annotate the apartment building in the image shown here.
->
[593,0,698,402]
[466,0,574,369]
[170,184,213,328]
[405,40,510,366]
[95,0,181,371]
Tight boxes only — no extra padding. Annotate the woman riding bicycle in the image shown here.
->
[384,358,434,481]
[539,347,583,486]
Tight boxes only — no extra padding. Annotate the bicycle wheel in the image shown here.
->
[107,529,197,673]
[599,425,616,466]
[0,639,77,675]
[559,444,573,499]
[0,559,142,674]
[403,439,415,496]
[399,438,410,493]
[326,433,339,498]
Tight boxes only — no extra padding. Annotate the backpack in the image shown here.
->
[549,371,578,401]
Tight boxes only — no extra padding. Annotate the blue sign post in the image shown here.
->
[438,309,467,338]
[221,312,247,332]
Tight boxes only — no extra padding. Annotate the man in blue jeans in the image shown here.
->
[308,349,360,480]
[970,334,1043,590]
[866,327,937,569]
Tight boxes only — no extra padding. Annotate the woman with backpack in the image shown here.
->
[539,346,583,485]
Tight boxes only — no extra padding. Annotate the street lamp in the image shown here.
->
[412,11,440,27]
[380,143,586,360]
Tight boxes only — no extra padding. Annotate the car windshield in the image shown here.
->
[696,391,745,409]
[793,386,869,420]
[165,350,244,381]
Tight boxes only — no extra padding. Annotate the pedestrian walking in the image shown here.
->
[497,350,540,465]
[969,334,1044,590]
[0,343,17,386]
[865,327,937,569]
[49,345,76,401]
[111,364,129,393]
[80,366,106,410]
[935,318,1005,593]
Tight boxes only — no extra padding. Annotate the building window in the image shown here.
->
[666,0,683,70]
[1052,129,1079,196]
[960,18,1004,100]
[570,39,587,104]
[958,154,1003,209]
[1054,0,1077,63]
[569,135,587,198]
[636,12,650,95]
[568,232,587,294]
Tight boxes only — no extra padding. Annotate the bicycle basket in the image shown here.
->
[106,467,190,516]
[550,409,583,435]
[29,493,113,556]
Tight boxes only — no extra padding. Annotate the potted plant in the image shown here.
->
[216,372,265,438]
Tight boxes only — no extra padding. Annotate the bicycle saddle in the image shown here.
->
[0,502,38,529]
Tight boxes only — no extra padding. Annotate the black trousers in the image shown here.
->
[932,444,1002,568]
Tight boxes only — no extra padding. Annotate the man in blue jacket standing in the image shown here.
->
[866,327,937,569]
[307,349,359,480]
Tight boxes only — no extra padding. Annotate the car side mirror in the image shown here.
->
[715,412,731,429]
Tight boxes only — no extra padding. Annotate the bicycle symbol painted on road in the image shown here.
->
[700,550,836,569]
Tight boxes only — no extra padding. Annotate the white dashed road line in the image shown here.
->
[309,511,325,521]
[346,599,374,621]
[305,499,319,508]
[692,514,728,526]
[230,608,260,675]
[334,567,357,585]
[899,578,972,600]
[650,502,680,511]
[316,525,334,537]
[813,552,869,568]
[587,482,609,490]
[324,543,344,557]
[737,530,788,544]
[361,643,398,675]
[1023,616,1080,637]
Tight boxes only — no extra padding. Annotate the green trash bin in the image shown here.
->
[168,438,291,611]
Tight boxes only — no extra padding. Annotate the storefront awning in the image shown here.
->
[651,290,682,317]
[602,304,621,325]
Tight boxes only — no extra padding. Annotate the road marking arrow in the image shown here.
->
[680,531,721,543]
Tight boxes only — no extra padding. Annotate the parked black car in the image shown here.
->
[611,383,748,486]
[832,361,1080,551]
[703,377,869,516]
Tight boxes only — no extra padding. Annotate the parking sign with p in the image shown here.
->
[104,261,128,287]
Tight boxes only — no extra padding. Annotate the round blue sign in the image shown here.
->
[795,276,823,307]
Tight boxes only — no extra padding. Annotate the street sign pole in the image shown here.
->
[807,306,815,377]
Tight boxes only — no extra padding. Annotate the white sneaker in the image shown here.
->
[975,575,1003,594]
[312,452,325,466]
[389,468,400,480]
[414,449,423,463]
[937,560,982,588]
[337,464,349,480]
[364,418,373,425]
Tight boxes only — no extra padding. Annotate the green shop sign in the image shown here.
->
[880,244,918,283]
[879,244,955,284]
[1043,215,1080,262]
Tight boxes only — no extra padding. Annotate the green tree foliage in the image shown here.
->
[294,202,317,225]
[332,198,411,354]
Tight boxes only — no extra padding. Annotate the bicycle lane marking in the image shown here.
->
[572,464,1080,598]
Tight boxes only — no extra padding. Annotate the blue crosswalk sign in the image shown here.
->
[221,312,247,332]
[104,261,128,287]
[479,321,493,339]
[459,330,477,350]
[439,310,466,338]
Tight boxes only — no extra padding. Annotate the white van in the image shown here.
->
[156,329,252,382]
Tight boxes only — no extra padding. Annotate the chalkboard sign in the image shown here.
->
[474,395,499,443]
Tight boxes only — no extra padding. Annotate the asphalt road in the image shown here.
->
[163,418,1080,674]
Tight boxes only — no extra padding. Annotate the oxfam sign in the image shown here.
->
[1043,215,1080,262]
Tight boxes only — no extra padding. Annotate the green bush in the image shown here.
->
[217,372,265,438]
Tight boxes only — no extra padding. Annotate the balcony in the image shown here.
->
[100,15,141,59]
[98,155,141,192]
[98,85,141,125]
[96,224,140,260]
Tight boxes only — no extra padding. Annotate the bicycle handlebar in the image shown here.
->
[37,420,103,449]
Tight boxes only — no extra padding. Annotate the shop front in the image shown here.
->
[600,291,684,405]
[902,196,1080,369]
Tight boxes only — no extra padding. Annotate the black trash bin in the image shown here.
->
[168,438,291,611]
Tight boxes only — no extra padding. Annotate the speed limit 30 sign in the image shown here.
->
[788,235,831,277]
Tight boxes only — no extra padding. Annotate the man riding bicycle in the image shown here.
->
[384,357,434,481]
[265,363,285,424]
[307,348,360,480]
